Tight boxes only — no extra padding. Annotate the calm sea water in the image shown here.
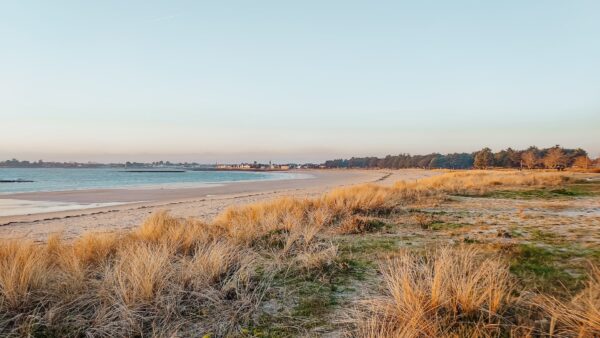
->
[0,168,306,194]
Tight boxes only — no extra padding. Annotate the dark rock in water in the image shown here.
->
[0,179,35,183]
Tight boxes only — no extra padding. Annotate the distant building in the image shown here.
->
[215,162,291,171]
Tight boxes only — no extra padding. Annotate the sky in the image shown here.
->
[1,0,599,163]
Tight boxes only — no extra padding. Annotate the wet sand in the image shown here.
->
[0,169,439,241]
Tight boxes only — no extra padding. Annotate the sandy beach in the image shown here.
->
[0,169,439,241]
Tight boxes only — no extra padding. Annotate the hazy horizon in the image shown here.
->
[2,142,596,165]
[2,1,599,162]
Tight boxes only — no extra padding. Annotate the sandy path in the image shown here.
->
[0,169,439,242]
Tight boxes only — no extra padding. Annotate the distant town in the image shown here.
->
[0,159,322,171]
[215,161,323,171]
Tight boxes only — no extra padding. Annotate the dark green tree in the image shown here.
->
[474,148,494,169]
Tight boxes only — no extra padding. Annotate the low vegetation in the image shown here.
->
[0,170,599,337]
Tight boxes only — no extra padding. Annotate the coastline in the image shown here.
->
[0,167,304,195]
[0,169,439,241]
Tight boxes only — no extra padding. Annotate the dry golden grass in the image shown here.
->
[540,266,600,337]
[334,216,381,234]
[394,170,571,195]
[108,243,173,305]
[321,184,395,213]
[0,212,258,336]
[0,170,587,336]
[214,171,572,241]
[0,241,49,310]
[567,168,600,174]
[354,246,515,338]
[295,243,338,271]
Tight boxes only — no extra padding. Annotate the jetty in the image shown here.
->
[0,179,34,183]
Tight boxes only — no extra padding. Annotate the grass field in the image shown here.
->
[0,170,599,337]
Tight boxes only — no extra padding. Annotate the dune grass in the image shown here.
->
[353,246,516,337]
[539,266,600,337]
[0,215,260,336]
[0,170,597,336]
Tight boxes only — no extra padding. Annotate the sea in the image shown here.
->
[0,168,305,194]
[0,168,309,217]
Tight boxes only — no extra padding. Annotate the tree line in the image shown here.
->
[323,146,597,170]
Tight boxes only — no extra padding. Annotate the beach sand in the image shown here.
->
[0,169,439,242]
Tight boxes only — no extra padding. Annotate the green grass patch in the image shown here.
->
[428,222,468,231]
[253,241,378,336]
[484,188,582,200]
[337,235,399,255]
[368,219,392,232]
[568,182,600,194]
[508,226,524,238]
[479,182,600,200]
[529,229,561,243]
[292,280,337,317]
[509,244,595,295]
[284,256,372,330]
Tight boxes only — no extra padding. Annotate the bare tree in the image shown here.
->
[543,147,566,169]
[521,151,538,169]
[573,155,592,169]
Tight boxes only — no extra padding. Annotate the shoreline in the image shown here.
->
[0,168,306,196]
[0,174,312,198]
[0,170,336,205]
[0,169,440,241]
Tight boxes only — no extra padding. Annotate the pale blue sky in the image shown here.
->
[1,0,599,162]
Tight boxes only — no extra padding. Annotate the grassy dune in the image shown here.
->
[0,171,599,337]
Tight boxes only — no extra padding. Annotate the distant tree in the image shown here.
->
[543,147,566,169]
[493,150,509,167]
[525,146,542,158]
[505,148,522,168]
[317,146,586,170]
[521,151,538,169]
[368,157,378,168]
[473,148,494,169]
[572,155,592,169]
[564,148,588,166]
[428,155,445,169]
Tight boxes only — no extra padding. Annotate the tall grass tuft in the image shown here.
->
[0,241,49,311]
[540,265,600,337]
[354,246,514,338]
